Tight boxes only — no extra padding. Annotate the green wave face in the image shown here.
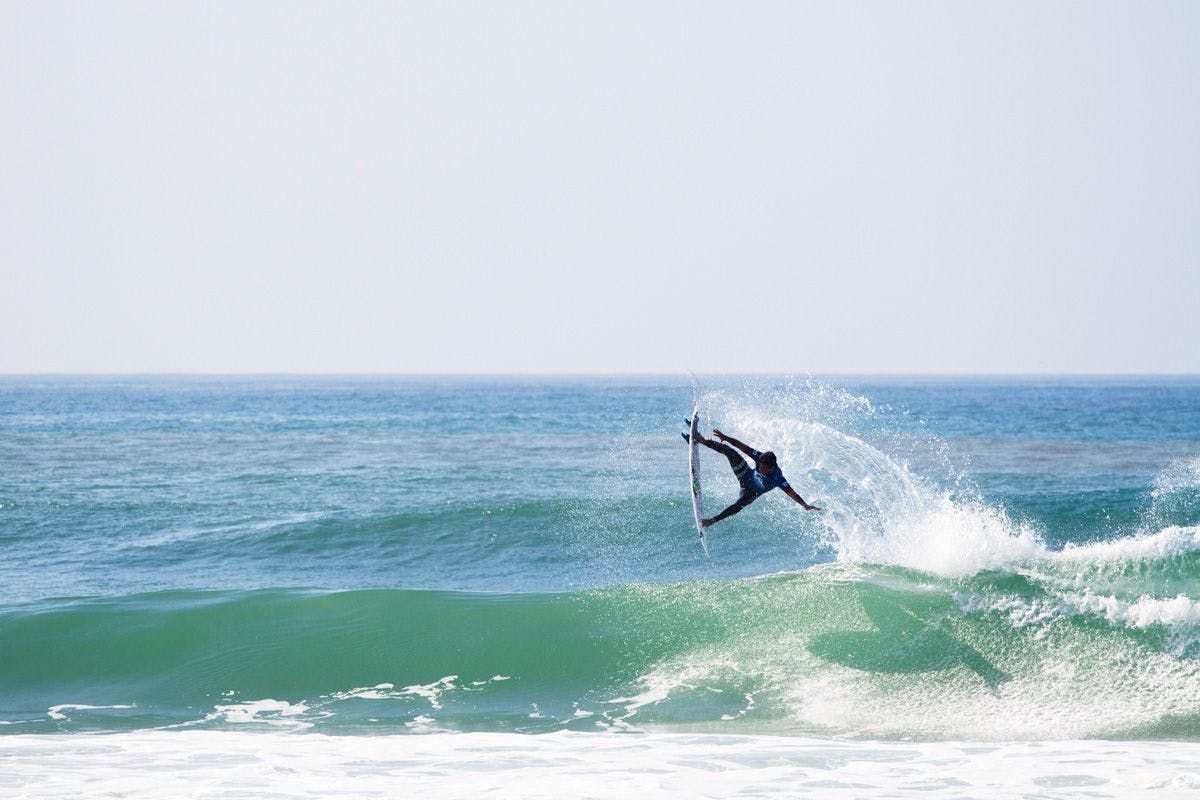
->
[6,554,1200,740]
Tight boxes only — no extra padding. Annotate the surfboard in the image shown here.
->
[688,379,710,556]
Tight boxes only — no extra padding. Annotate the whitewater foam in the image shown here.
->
[399,675,459,710]
[837,494,1048,576]
[203,699,313,728]
[47,703,135,721]
[1058,525,1200,563]
[5,731,1199,799]
[1063,590,1200,629]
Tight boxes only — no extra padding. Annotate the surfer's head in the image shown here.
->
[757,451,777,473]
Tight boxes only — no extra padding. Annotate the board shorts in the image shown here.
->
[705,441,757,494]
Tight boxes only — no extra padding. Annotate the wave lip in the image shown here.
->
[835,494,1049,577]
[1057,525,1200,564]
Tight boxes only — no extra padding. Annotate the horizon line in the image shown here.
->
[3,371,1199,379]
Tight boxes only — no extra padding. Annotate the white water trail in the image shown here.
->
[707,384,1049,577]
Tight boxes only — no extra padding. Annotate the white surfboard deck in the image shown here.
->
[688,380,710,557]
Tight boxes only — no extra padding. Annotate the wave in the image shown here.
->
[5,540,1200,740]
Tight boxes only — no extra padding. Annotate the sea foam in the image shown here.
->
[3,731,1196,799]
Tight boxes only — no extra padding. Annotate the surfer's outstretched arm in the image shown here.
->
[783,485,821,512]
[712,429,757,459]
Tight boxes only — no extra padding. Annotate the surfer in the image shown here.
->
[689,428,820,527]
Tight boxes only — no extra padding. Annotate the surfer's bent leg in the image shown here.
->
[702,440,751,482]
[708,491,756,525]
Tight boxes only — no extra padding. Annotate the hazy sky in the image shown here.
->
[4,2,1198,374]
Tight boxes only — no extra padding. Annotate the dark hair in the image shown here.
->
[760,451,777,468]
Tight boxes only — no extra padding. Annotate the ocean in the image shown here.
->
[2,375,1200,797]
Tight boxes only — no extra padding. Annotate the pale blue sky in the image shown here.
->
[4,2,1198,373]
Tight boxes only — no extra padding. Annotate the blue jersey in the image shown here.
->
[746,450,790,496]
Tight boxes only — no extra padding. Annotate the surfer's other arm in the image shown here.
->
[712,428,756,458]
[783,485,821,512]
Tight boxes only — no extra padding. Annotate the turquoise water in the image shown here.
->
[3,376,1200,740]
